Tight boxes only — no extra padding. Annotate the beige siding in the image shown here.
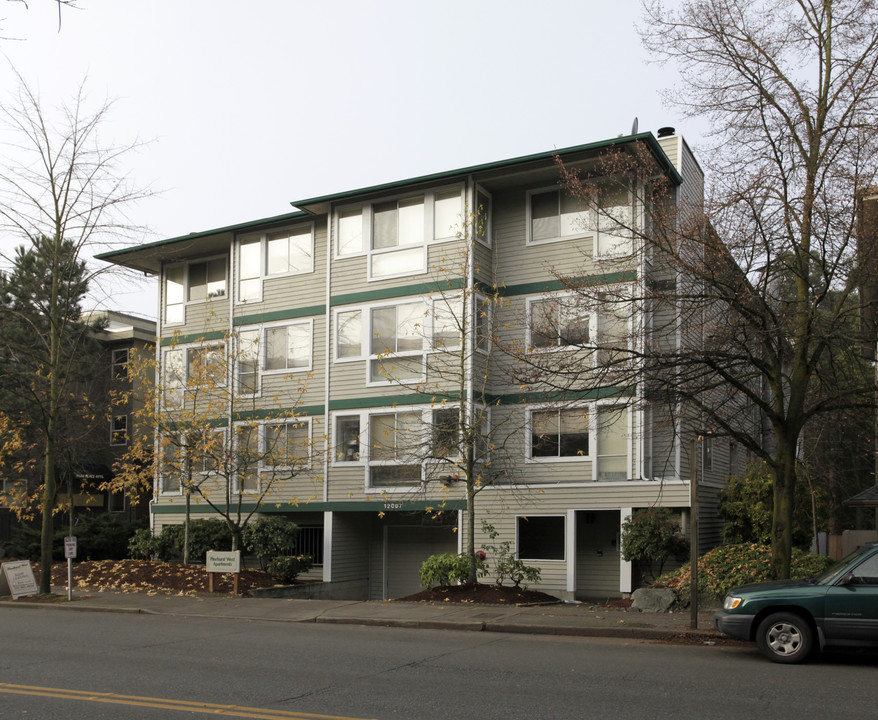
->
[329,512,371,583]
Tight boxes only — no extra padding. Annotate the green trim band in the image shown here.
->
[330,278,465,307]
[328,392,461,411]
[152,499,468,515]
[160,330,226,346]
[234,305,325,326]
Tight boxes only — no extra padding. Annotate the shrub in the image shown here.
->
[127,527,171,560]
[419,552,475,589]
[158,519,232,562]
[655,542,836,600]
[265,555,313,584]
[621,508,689,582]
[12,514,140,561]
[480,521,541,589]
[242,517,300,570]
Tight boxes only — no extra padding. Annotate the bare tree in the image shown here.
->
[513,0,878,579]
[0,75,149,593]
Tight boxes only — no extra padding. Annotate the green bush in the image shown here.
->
[480,521,541,589]
[621,508,689,582]
[157,519,232,562]
[419,552,475,589]
[242,517,300,570]
[12,515,140,561]
[265,555,313,584]
[656,542,835,600]
[127,527,170,560]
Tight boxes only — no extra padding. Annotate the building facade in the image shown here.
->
[99,130,740,600]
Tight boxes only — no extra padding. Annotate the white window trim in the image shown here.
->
[161,342,228,410]
[163,255,229,326]
[427,293,463,353]
[331,411,366,467]
[236,222,316,305]
[332,307,366,363]
[594,401,632,483]
[515,514,567,562]
[261,417,313,473]
[526,403,593,464]
[364,405,427,492]
[234,328,262,399]
[525,292,595,353]
[332,185,465,280]
[525,185,592,246]
[261,318,314,376]
[474,185,492,248]
[365,298,427,387]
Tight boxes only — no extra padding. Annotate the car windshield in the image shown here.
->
[812,546,874,586]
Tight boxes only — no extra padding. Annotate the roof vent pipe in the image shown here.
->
[657,126,676,138]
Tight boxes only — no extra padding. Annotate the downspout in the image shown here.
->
[323,207,333,504]
[463,177,476,556]
[151,265,164,534]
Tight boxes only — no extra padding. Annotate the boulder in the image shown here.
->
[631,587,677,613]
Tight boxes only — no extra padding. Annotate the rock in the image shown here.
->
[631,587,677,613]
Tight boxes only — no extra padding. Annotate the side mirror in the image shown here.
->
[840,572,858,586]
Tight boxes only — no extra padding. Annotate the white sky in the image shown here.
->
[0,0,695,319]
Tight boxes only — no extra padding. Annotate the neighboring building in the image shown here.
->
[97,130,741,600]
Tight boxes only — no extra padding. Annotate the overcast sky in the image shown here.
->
[0,0,696,319]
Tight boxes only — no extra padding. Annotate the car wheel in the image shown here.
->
[755,612,813,664]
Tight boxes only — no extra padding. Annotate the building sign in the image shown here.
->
[205,551,241,574]
[1,560,39,600]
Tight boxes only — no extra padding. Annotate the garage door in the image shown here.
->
[385,526,458,599]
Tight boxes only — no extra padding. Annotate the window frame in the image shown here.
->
[333,307,365,363]
[161,342,228,409]
[262,319,314,376]
[236,222,316,305]
[110,414,128,446]
[262,418,312,472]
[526,293,593,352]
[332,185,465,281]
[526,405,592,463]
[516,515,566,561]
[365,408,425,490]
[332,412,364,466]
[525,186,591,246]
[163,255,229,326]
[111,348,129,380]
[367,299,426,386]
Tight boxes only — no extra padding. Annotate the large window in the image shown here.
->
[237,224,314,303]
[334,187,463,280]
[595,184,633,257]
[235,322,313,395]
[164,258,227,324]
[517,516,565,560]
[335,309,363,360]
[596,406,628,482]
[526,188,589,244]
[530,407,590,459]
[162,344,225,407]
[235,425,259,494]
[369,411,422,487]
[264,421,310,470]
[528,296,590,349]
[369,302,424,383]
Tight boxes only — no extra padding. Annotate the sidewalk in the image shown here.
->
[0,589,725,643]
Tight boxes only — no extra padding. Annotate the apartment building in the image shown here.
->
[98,130,738,600]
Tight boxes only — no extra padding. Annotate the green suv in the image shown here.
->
[714,541,878,663]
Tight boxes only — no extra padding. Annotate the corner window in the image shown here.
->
[431,408,459,459]
[237,329,260,395]
[433,189,462,240]
[595,184,633,257]
[530,407,589,459]
[163,258,227,325]
[337,208,365,256]
[596,292,631,366]
[527,188,589,244]
[475,188,492,246]
[237,224,315,304]
[110,415,128,446]
[165,265,185,324]
[517,516,565,560]
[430,296,461,351]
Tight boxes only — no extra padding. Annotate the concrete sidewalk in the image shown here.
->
[1,589,725,642]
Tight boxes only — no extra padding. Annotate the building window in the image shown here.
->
[431,408,459,459]
[235,425,259,494]
[334,415,362,463]
[237,224,314,303]
[111,348,129,380]
[335,187,463,279]
[264,420,310,470]
[368,411,422,487]
[475,295,492,353]
[110,415,128,446]
[159,435,182,494]
[163,349,186,407]
[369,302,424,383]
[703,436,714,472]
[596,406,628,482]
[528,296,590,349]
[526,188,589,245]
[237,329,260,395]
[108,489,125,513]
[430,296,461,351]
[335,309,363,360]
[164,258,227,324]
[517,516,565,560]
[187,345,226,386]
[530,407,589,459]
[475,188,492,246]
[265,322,312,373]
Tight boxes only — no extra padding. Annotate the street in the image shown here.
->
[1,607,875,719]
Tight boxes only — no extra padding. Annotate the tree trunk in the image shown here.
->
[770,446,797,579]
[465,481,477,583]
[39,438,57,594]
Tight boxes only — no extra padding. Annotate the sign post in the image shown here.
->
[205,551,241,594]
[64,536,77,601]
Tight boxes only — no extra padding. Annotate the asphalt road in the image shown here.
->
[1,607,875,719]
